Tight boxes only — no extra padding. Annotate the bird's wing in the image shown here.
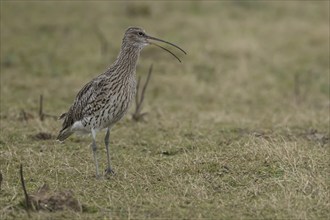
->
[60,75,109,130]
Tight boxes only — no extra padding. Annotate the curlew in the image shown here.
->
[57,27,186,177]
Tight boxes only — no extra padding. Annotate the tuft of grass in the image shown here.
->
[1,1,329,219]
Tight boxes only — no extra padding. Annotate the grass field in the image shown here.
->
[1,1,329,219]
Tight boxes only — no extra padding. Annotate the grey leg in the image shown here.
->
[91,129,100,177]
[105,127,115,175]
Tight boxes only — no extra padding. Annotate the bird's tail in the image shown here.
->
[57,127,73,141]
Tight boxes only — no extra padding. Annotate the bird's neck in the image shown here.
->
[112,44,142,76]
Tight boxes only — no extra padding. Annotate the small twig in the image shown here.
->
[0,171,2,190]
[138,64,153,113]
[39,95,44,121]
[132,64,153,121]
[135,76,141,111]
[20,164,31,217]
[38,94,58,121]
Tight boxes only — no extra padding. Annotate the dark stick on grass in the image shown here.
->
[39,94,44,121]
[0,172,2,190]
[38,94,58,121]
[19,164,31,217]
[132,64,153,121]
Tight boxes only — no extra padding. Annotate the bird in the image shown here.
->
[57,27,186,177]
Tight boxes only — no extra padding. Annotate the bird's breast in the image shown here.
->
[97,76,136,128]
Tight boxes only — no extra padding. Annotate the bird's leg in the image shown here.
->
[105,127,115,175]
[91,129,100,178]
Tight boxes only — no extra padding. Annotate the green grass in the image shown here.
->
[1,1,329,219]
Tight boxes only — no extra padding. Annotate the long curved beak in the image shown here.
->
[146,35,187,62]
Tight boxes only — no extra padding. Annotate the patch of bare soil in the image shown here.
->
[27,184,82,212]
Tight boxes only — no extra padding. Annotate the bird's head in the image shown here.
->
[123,27,149,47]
[123,27,186,62]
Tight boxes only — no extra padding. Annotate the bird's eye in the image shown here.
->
[138,32,144,36]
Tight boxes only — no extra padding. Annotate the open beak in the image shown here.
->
[146,35,187,63]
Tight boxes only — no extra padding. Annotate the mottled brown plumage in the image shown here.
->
[57,27,186,177]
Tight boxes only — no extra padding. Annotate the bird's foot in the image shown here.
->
[95,174,102,179]
[105,167,115,176]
